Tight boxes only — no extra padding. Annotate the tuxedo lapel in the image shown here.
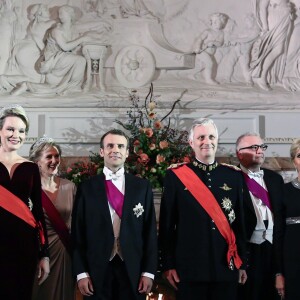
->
[122,173,135,222]
[262,170,276,206]
[90,174,113,229]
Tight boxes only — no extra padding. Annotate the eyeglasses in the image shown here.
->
[238,144,268,152]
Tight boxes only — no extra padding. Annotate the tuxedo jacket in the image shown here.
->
[241,167,285,273]
[159,163,247,282]
[72,172,157,299]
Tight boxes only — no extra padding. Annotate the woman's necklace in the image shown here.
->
[292,178,300,189]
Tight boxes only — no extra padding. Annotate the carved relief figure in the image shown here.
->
[120,0,151,17]
[219,14,260,85]
[76,0,112,35]
[282,0,300,91]
[0,0,18,74]
[11,5,101,96]
[250,0,293,90]
[0,4,55,92]
[193,13,229,85]
[119,0,165,20]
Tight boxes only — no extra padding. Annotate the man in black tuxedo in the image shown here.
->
[72,129,157,300]
[159,118,247,300]
[236,132,284,300]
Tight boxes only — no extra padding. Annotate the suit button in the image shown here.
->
[208,178,212,181]
[207,173,210,175]
[212,227,216,230]
[208,185,212,188]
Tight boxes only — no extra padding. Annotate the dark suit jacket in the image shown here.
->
[72,172,157,299]
[159,163,246,282]
[241,167,285,274]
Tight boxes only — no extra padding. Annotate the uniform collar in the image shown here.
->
[192,159,218,171]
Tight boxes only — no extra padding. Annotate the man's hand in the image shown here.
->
[164,269,180,290]
[275,274,285,299]
[138,276,153,294]
[37,257,50,285]
[238,269,247,285]
[78,277,94,296]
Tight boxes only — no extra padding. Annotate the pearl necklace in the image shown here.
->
[292,178,300,189]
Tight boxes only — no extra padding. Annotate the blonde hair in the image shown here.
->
[0,104,29,133]
[290,139,300,161]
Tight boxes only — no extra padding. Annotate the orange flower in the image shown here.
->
[148,112,156,119]
[156,154,165,164]
[149,143,156,150]
[159,140,169,149]
[145,128,153,138]
[138,153,150,165]
[154,120,162,129]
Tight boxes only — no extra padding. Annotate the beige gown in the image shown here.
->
[32,178,76,300]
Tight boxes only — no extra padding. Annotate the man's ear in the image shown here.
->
[99,148,104,157]
[126,148,129,158]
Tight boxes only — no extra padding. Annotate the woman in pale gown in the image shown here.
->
[29,136,77,300]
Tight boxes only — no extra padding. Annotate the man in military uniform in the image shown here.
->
[159,118,247,300]
[236,132,285,300]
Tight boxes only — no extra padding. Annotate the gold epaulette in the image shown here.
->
[220,163,241,171]
[167,162,188,169]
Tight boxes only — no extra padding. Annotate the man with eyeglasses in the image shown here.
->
[236,132,284,300]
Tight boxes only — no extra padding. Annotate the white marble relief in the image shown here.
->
[0,0,299,98]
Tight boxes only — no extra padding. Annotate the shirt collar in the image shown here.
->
[103,166,125,181]
[240,165,264,178]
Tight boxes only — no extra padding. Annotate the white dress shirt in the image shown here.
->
[241,165,273,244]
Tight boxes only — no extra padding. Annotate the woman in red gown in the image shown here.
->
[0,105,49,300]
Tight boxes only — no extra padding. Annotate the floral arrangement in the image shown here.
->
[64,154,103,185]
[116,83,192,189]
[65,84,193,190]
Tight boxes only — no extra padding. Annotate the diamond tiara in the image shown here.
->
[0,104,26,118]
[32,134,55,149]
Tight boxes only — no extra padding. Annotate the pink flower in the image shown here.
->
[159,140,169,149]
[138,153,150,165]
[154,120,162,129]
[149,143,156,150]
[133,140,140,146]
[145,128,153,138]
[156,154,165,164]
[66,167,73,173]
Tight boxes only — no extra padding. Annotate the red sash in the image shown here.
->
[172,165,242,270]
[0,185,45,245]
[41,191,72,254]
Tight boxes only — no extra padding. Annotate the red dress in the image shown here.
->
[0,162,48,300]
